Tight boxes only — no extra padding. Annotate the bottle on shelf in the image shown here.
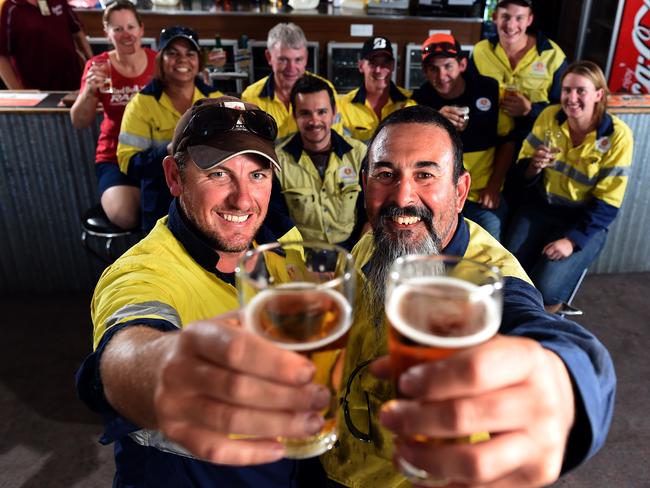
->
[207,34,226,72]
[235,34,251,76]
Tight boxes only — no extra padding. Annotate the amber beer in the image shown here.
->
[243,283,352,458]
[387,276,501,376]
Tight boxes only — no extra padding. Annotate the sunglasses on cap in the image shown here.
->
[159,26,199,49]
[176,106,278,153]
[423,41,459,56]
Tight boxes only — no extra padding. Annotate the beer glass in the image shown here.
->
[385,254,503,486]
[544,129,564,163]
[92,59,113,94]
[236,241,355,459]
[452,105,470,131]
[504,81,519,98]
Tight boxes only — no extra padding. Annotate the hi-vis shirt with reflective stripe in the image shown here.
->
[519,105,633,210]
[337,82,415,143]
[117,80,223,175]
[276,131,367,244]
[471,32,567,122]
[91,217,301,349]
[241,71,343,142]
[320,218,533,487]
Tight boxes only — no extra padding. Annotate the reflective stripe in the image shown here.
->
[526,132,543,148]
[544,191,587,207]
[118,132,153,150]
[129,429,197,459]
[598,165,629,179]
[553,160,630,187]
[105,301,182,330]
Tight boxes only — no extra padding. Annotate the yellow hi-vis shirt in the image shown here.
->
[91,214,303,350]
[337,82,415,143]
[117,79,223,176]
[471,32,567,126]
[519,105,632,209]
[241,71,343,142]
[276,131,367,244]
[320,218,531,487]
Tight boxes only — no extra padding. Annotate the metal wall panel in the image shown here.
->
[0,112,105,292]
[591,113,650,274]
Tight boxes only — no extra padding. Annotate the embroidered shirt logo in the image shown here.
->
[530,61,547,76]
[476,97,491,111]
[339,165,357,184]
[596,136,612,153]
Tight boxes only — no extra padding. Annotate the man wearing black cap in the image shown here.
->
[338,36,414,143]
[77,97,328,487]
[412,32,515,241]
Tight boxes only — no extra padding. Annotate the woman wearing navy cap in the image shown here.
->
[116,26,223,232]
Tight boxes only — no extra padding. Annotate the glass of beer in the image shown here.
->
[385,254,503,485]
[236,241,355,459]
[544,129,564,163]
[92,59,113,94]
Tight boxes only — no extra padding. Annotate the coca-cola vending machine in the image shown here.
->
[608,0,650,93]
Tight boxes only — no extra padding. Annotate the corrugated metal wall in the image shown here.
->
[0,112,105,292]
[0,110,648,292]
[591,113,650,274]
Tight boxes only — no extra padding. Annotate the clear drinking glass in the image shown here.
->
[452,105,470,130]
[92,59,113,94]
[236,241,356,459]
[385,254,503,486]
[544,129,564,153]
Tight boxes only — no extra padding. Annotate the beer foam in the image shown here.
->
[243,284,352,351]
[386,276,501,348]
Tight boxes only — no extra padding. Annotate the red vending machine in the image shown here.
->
[608,0,650,94]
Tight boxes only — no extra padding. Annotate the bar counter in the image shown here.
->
[1,92,648,292]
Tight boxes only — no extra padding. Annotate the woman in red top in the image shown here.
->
[71,0,156,230]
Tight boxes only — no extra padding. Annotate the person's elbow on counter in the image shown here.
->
[0,55,25,90]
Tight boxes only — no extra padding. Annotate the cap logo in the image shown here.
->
[373,37,388,50]
[223,101,246,111]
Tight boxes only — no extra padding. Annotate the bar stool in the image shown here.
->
[81,204,138,265]
[559,268,589,317]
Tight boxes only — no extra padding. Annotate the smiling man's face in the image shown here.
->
[364,122,469,251]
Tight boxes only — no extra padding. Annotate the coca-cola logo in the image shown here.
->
[631,0,650,93]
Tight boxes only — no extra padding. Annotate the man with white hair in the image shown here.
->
[242,22,340,141]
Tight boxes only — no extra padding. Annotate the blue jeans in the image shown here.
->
[504,204,607,305]
[463,198,508,242]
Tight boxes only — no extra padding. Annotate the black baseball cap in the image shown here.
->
[496,0,533,8]
[360,36,394,60]
[159,25,200,52]
[172,97,280,172]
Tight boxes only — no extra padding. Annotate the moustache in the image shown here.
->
[379,204,433,224]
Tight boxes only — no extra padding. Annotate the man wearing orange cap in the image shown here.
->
[412,32,515,240]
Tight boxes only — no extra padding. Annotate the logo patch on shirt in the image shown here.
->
[595,136,612,153]
[475,97,491,111]
[530,61,547,76]
[51,4,63,15]
[339,165,357,184]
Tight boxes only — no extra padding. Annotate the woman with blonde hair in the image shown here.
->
[71,0,156,230]
[505,60,634,313]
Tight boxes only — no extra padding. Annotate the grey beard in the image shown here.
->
[363,207,441,330]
